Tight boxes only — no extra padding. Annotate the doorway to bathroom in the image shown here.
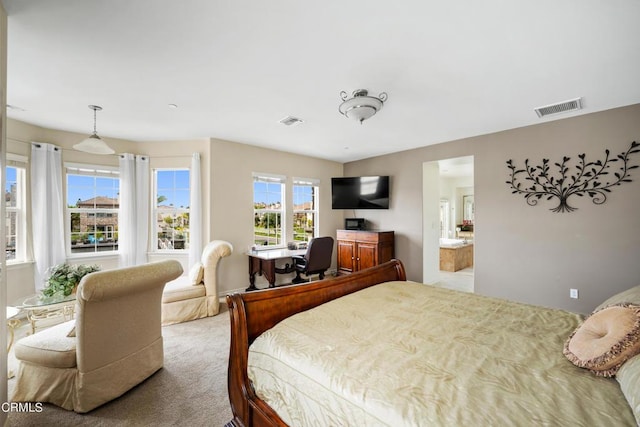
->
[422,156,474,292]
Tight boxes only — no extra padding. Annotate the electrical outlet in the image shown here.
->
[570,288,579,299]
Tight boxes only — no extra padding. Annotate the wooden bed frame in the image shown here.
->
[225,259,407,427]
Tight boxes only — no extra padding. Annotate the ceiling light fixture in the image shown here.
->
[73,105,115,155]
[279,116,303,126]
[338,89,387,124]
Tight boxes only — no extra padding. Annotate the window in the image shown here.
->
[253,173,285,247]
[293,178,319,242]
[66,164,120,255]
[439,199,450,239]
[5,157,27,262]
[154,169,190,251]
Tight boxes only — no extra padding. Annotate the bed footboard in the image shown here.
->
[225,259,407,427]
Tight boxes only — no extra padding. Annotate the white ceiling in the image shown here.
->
[4,0,640,163]
[438,156,474,179]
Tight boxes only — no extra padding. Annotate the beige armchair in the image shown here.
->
[11,260,182,413]
[161,240,233,326]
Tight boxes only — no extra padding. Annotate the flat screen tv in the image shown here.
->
[331,176,390,209]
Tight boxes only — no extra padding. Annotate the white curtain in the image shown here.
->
[135,156,150,265]
[119,154,150,267]
[119,154,136,267]
[31,143,66,290]
[189,152,202,268]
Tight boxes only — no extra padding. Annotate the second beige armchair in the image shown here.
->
[161,240,233,325]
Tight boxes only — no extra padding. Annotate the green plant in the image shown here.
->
[41,263,101,298]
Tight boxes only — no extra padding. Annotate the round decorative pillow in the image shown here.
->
[563,303,640,377]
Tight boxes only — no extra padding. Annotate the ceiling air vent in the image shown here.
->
[534,97,583,118]
[279,116,303,126]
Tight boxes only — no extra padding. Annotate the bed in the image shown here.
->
[226,260,640,426]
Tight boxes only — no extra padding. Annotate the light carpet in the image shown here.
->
[7,305,233,427]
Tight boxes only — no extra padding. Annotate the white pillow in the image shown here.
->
[189,262,205,285]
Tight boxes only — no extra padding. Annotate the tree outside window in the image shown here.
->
[253,174,284,247]
[155,169,190,250]
[293,178,318,242]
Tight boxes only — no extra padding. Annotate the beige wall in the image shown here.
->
[209,139,344,294]
[345,103,640,314]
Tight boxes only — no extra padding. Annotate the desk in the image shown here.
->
[14,293,76,334]
[246,248,306,291]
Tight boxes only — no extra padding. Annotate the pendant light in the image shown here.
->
[73,105,115,155]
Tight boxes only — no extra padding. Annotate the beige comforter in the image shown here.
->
[248,281,636,426]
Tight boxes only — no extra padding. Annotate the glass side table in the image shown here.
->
[13,293,76,334]
[7,306,22,379]
[6,306,21,353]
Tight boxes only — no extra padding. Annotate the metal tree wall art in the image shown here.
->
[506,140,640,213]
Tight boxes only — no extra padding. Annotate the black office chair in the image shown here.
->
[291,236,334,284]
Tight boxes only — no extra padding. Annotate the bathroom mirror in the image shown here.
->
[463,195,474,223]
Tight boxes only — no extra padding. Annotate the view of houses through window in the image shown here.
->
[253,174,318,247]
[253,174,284,247]
[64,165,191,256]
[5,165,26,262]
[67,166,120,254]
[155,169,190,250]
[7,162,321,259]
[3,162,192,262]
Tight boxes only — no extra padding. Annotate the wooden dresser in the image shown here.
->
[336,230,395,275]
